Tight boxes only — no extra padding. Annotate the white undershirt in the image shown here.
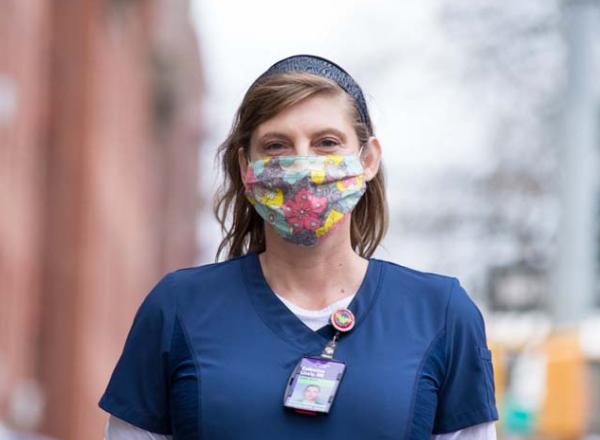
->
[104,292,497,439]
[274,291,357,331]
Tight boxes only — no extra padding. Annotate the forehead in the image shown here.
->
[251,93,354,143]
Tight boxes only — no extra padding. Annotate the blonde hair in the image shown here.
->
[213,72,388,261]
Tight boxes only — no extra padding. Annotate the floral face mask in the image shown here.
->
[243,150,367,246]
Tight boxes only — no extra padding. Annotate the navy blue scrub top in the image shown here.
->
[99,252,498,439]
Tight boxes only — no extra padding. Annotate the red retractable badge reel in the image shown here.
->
[330,308,355,333]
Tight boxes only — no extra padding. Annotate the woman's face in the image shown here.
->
[303,385,320,402]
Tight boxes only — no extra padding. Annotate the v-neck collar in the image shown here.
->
[240,251,384,353]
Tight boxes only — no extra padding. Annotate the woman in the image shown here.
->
[100,54,498,439]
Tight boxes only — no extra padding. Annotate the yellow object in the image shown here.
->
[310,169,325,184]
[336,175,363,192]
[315,209,344,237]
[324,155,344,166]
[258,188,283,207]
[539,329,587,439]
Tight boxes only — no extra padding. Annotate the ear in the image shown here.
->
[238,146,248,184]
[361,136,382,181]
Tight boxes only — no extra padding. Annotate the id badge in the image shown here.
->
[283,356,346,414]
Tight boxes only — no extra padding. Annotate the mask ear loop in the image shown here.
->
[357,143,368,167]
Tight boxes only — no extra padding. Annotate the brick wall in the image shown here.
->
[0,1,203,438]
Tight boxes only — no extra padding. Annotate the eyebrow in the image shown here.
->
[256,128,348,144]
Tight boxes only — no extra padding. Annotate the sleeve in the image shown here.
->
[99,273,176,435]
[432,278,499,434]
[430,421,497,440]
[105,415,173,440]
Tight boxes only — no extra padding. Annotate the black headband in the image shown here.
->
[249,54,373,135]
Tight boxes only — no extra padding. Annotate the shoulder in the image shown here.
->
[168,253,248,286]
[145,254,252,313]
[149,254,250,298]
[134,255,246,309]
[373,258,457,311]
[373,258,484,333]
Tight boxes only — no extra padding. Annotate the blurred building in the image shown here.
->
[0,1,204,439]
